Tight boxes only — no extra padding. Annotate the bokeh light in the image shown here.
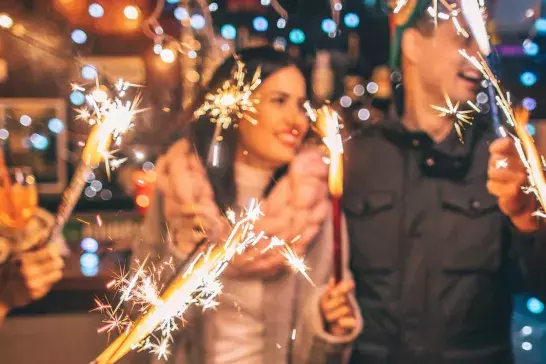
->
[289,29,305,44]
[344,13,360,28]
[124,5,140,20]
[527,297,544,314]
[321,18,337,34]
[191,14,206,29]
[253,16,268,32]
[88,3,104,18]
[520,72,537,87]
[48,118,64,134]
[71,29,87,44]
[221,24,237,39]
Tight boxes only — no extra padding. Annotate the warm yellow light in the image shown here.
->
[123,5,140,20]
[160,49,175,63]
[0,14,13,29]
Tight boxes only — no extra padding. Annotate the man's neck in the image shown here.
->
[401,69,454,143]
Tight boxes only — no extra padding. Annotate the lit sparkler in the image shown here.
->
[94,199,311,363]
[305,103,344,282]
[194,58,261,139]
[31,79,143,253]
[459,44,546,217]
[431,92,476,141]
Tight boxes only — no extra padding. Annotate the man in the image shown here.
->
[346,1,545,363]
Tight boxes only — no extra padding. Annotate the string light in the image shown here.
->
[0,13,13,29]
[253,16,269,32]
[289,29,305,44]
[71,29,87,44]
[124,6,140,20]
[190,14,206,30]
[88,3,104,18]
[221,24,237,39]
[160,49,176,63]
[321,18,337,33]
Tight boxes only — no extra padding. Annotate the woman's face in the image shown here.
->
[237,66,309,170]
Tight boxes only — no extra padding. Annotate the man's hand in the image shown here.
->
[0,245,64,310]
[487,137,539,232]
[320,278,357,336]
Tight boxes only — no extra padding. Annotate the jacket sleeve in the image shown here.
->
[507,218,546,300]
[292,215,364,364]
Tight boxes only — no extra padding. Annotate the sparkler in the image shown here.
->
[194,58,261,136]
[431,92,476,141]
[94,199,311,363]
[33,79,142,252]
[458,40,546,217]
[305,104,344,282]
[194,58,261,167]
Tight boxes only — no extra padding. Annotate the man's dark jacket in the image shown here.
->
[345,118,546,364]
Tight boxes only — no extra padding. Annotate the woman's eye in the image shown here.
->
[272,97,286,104]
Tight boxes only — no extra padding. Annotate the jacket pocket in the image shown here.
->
[344,191,398,271]
[440,181,501,272]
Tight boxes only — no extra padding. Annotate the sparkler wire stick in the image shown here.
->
[306,104,344,282]
[460,0,502,135]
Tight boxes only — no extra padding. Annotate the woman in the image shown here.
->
[134,47,363,364]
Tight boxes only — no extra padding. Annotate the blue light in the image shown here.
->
[80,253,99,269]
[344,13,360,28]
[221,24,237,39]
[535,18,546,34]
[277,18,286,29]
[289,29,305,44]
[81,65,97,80]
[527,124,536,136]
[253,16,269,32]
[30,133,49,150]
[70,90,85,106]
[166,0,179,3]
[523,97,537,111]
[364,0,377,7]
[48,118,64,134]
[88,3,104,18]
[321,18,337,33]
[523,40,539,56]
[190,14,206,29]
[71,29,87,44]
[521,72,537,87]
[81,265,99,277]
[527,297,544,314]
[174,7,189,21]
[81,237,99,253]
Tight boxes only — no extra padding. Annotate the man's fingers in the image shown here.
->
[489,137,518,156]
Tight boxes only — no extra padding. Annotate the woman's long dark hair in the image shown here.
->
[182,46,307,212]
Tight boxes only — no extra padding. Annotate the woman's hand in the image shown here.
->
[320,278,358,336]
[226,147,329,279]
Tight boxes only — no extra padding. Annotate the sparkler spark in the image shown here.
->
[95,199,311,363]
[431,93,475,141]
[194,58,261,139]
